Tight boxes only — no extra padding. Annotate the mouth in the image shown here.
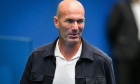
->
[68,33,79,38]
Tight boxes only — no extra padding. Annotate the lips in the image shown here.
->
[71,34,78,35]
[68,33,79,37]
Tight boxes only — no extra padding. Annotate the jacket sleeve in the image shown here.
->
[20,52,33,84]
[105,59,116,84]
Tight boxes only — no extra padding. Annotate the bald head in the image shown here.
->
[56,0,85,19]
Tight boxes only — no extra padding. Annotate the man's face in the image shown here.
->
[56,7,85,43]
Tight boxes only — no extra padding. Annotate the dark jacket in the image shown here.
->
[107,0,139,61]
[20,38,116,84]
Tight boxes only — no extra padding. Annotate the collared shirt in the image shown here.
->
[20,38,116,84]
[53,40,82,84]
[131,1,140,40]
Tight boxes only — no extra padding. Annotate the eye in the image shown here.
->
[65,19,74,23]
[77,19,84,24]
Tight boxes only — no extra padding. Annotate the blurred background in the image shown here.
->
[0,0,124,84]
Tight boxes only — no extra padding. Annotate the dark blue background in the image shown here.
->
[0,0,122,84]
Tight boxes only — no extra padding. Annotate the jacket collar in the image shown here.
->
[43,37,94,61]
[80,38,94,61]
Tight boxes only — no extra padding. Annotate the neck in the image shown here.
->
[58,38,81,61]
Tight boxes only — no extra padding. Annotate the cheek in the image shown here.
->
[60,22,70,29]
[59,24,70,34]
[79,24,84,32]
[79,28,84,33]
[62,24,72,32]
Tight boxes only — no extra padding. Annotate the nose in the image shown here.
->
[71,22,78,33]
[72,22,78,29]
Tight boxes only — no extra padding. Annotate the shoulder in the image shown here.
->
[29,41,55,59]
[82,39,112,64]
[34,42,54,52]
[33,38,58,53]
[113,1,129,9]
[91,45,112,64]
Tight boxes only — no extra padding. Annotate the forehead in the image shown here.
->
[63,14,85,20]
[61,5,85,19]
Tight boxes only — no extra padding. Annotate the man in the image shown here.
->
[20,0,116,84]
[107,0,140,84]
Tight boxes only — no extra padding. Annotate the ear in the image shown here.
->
[54,16,59,28]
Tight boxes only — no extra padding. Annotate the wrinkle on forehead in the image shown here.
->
[56,0,85,19]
